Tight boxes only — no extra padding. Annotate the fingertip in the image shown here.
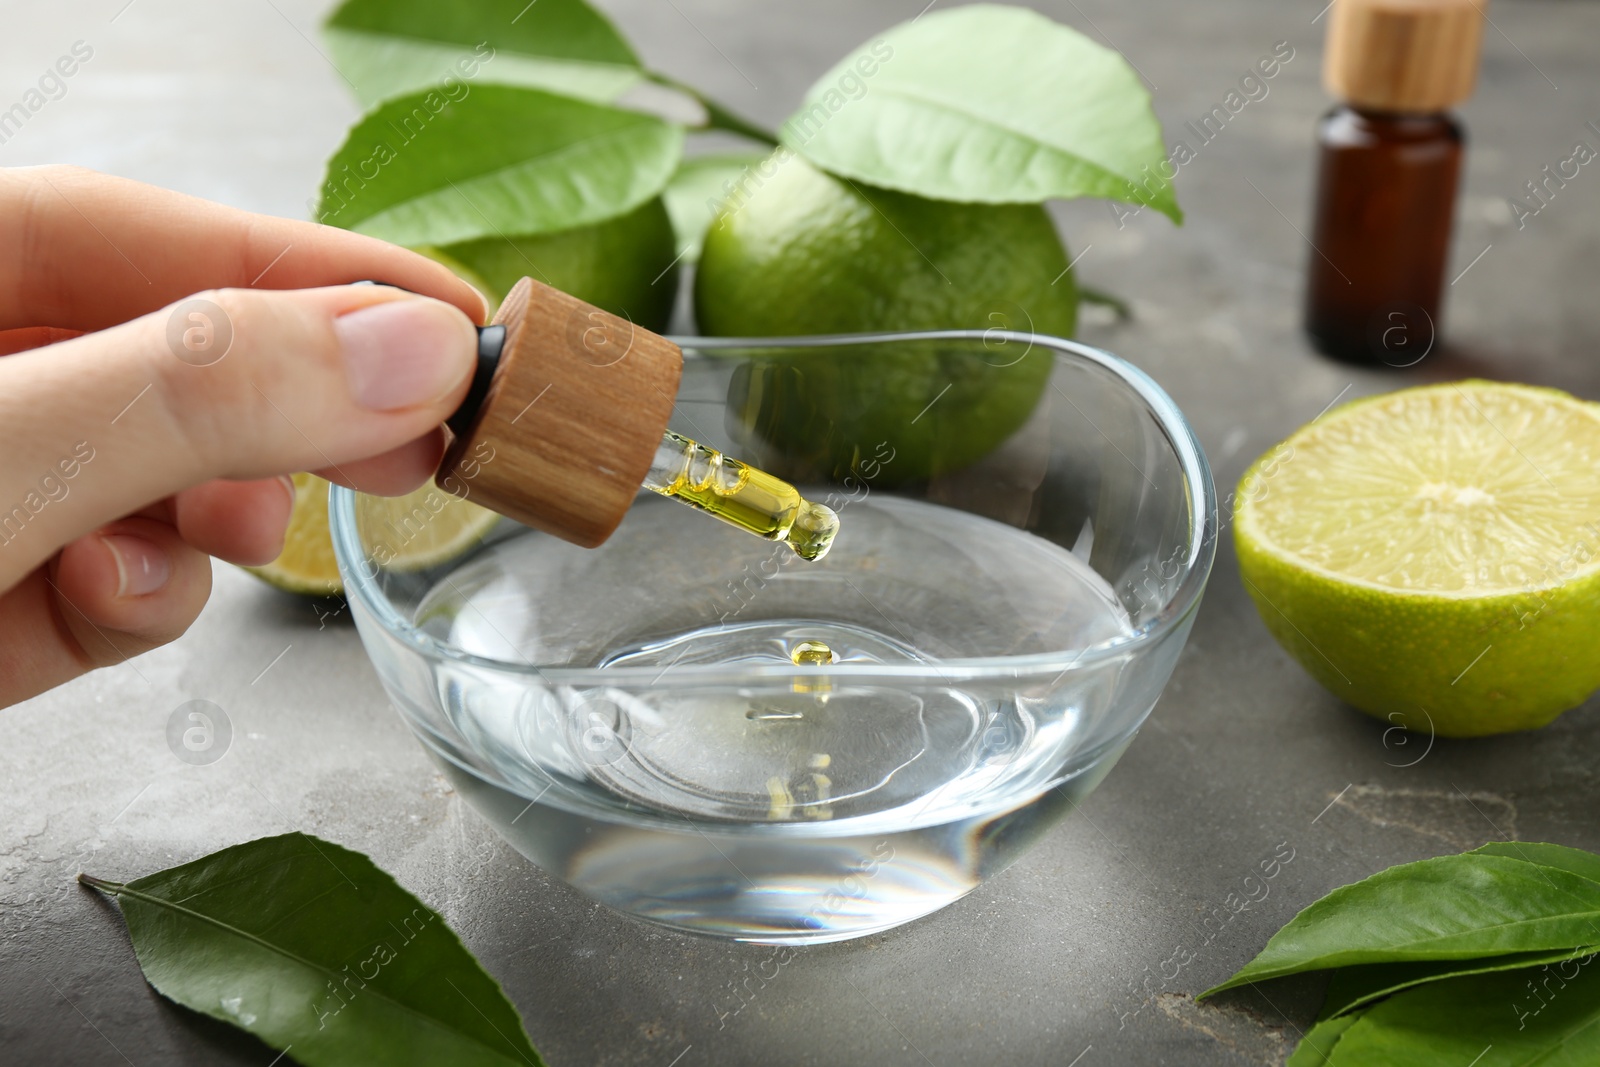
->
[317,430,446,496]
[101,534,171,597]
[453,278,490,325]
[53,519,211,657]
[335,297,478,413]
[343,257,488,324]
[174,477,297,565]
[412,256,488,323]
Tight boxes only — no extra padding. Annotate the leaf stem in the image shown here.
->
[644,71,779,147]
[79,873,127,892]
[1080,285,1133,322]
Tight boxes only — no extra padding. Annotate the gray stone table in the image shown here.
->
[4,1,1600,1064]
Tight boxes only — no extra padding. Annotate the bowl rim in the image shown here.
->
[330,329,1218,685]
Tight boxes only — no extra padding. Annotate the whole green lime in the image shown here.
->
[423,197,679,332]
[694,155,1077,482]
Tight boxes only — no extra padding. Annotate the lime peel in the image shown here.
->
[1235,380,1600,737]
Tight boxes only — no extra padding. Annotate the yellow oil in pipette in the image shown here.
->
[642,431,839,561]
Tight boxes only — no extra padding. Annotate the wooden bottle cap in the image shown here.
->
[1325,0,1485,112]
[436,277,683,548]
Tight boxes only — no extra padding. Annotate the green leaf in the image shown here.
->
[324,0,643,106]
[83,833,542,1067]
[1320,947,1600,1019]
[1202,854,1600,997]
[662,153,770,262]
[782,4,1181,221]
[1474,842,1600,885]
[1325,958,1600,1065]
[315,84,684,247]
[1317,842,1600,1016]
[1286,1012,1363,1066]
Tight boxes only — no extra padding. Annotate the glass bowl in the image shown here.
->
[331,330,1216,944]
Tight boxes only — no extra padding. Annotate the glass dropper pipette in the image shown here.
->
[642,430,840,562]
[401,275,842,561]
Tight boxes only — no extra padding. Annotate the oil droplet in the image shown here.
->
[791,641,837,666]
[787,500,840,562]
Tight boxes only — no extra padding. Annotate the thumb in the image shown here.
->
[0,285,477,589]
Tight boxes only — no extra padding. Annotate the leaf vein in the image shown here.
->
[822,83,1150,193]
[104,882,528,1063]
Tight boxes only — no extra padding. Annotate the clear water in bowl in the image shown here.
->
[413,495,1136,942]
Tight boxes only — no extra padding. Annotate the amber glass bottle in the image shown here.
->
[1304,0,1484,365]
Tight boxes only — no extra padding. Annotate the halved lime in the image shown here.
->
[246,473,499,596]
[1235,380,1600,737]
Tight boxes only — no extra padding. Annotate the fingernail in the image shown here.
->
[276,474,297,511]
[102,535,171,597]
[336,299,473,411]
[464,283,492,320]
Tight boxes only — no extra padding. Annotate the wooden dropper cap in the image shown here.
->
[1324,0,1485,112]
[436,277,683,548]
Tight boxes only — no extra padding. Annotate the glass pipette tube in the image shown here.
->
[641,430,840,561]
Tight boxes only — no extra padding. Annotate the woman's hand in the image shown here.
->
[0,165,487,707]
